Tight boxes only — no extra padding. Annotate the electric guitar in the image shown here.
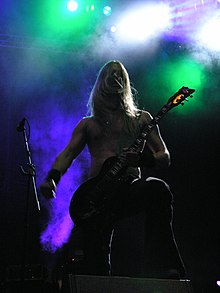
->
[69,86,195,226]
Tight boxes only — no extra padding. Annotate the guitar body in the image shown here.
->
[69,156,126,226]
[69,177,102,226]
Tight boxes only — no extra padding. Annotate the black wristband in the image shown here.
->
[46,169,61,185]
[138,152,155,168]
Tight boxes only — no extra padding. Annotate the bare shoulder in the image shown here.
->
[74,116,93,130]
[138,109,153,125]
[76,116,100,135]
[80,116,92,124]
[80,116,97,129]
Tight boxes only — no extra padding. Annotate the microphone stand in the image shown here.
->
[16,117,41,292]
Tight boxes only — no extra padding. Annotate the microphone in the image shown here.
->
[113,73,124,89]
[16,118,26,132]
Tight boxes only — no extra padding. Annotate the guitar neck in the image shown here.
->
[96,86,195,189]
[95,106,169,191]
[127,104,169,153]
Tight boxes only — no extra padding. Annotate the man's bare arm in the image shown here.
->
[146,125,170,169]
[51,119,88,174]
[125,111,170,169]
[40,118,88,198]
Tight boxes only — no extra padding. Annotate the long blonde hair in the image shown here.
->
[88,60,140,133]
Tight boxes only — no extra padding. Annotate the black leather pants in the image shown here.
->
[81,177,186,279]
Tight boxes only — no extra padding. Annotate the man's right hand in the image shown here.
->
[40,179,56,199]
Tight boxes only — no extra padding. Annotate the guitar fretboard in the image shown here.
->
[93,86,195,193]
[95,105,170,192]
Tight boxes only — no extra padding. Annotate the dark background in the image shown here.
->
[0,1,220,292]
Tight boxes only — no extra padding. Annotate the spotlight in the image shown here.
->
[116,3,171,43]
[66,0,78,12]
[198,17,220,51]
[103,6,112,16]
[86,4,95,12]
[110,25,117,33]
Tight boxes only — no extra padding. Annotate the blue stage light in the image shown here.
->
[103,6,112,16]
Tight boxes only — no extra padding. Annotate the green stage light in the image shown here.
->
[86,4,95,12]
[142,54,206,115]
[67,0,78,12]
[36,0,97,45]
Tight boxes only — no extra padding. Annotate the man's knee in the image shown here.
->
[145,177,173,204]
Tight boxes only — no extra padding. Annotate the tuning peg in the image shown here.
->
[190,95,193,98]
[185,98,189,102]
[181,102,184,106]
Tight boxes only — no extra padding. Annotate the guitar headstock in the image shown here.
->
[167,86,195,110]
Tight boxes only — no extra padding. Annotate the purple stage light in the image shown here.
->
[28,98,89,252]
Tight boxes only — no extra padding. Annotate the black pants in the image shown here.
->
[81,177,186,278]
